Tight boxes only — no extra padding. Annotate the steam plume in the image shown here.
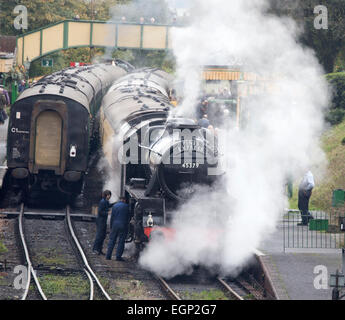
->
[139,0,328,277]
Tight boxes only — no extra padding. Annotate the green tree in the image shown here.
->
[110,0,172,23]
[29,47,105,78]
[0,0,176,77]
[269,0,345,74]
[301,0,345,73]
[111,49,175,72]
[0,0,86,35]
[0,0,122,36]
[94,0,130,21]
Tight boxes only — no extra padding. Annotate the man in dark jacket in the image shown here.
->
[0,88,9,125]
[297,171,315,226]
[197,99,208,119]
[106,196,130,261]
[197,114,210,128]
[93,190,112,255]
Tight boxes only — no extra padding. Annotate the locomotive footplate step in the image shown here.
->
[125,186,165,212]
[125,185,150,200]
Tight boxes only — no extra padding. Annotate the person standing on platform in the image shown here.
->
[18,80,26,93]
[106,196,130,261]
[297,171,315,226]
[93,190,112,255]
[0,88,9,125]
[197,114,210,128]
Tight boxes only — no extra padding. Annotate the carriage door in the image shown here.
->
[34,110,62,167]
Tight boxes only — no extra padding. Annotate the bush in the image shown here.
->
[0,241,7,254]
[325,108,345,125]
[324,73,345,125]
[325,72,345,110]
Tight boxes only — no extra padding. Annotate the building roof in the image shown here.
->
[0,36,16,54]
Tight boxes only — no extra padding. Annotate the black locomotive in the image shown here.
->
[100,68,221,250]
[6,62,128,199]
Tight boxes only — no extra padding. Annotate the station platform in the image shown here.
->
[258,222,342,300]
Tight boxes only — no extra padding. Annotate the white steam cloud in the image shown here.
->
[139,0,328,277]
[97,133,123,201]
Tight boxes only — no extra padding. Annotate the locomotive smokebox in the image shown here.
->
[147,118,219,201]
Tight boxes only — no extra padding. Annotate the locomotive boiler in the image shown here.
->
[6,62,128,199]
[100,68,221,250]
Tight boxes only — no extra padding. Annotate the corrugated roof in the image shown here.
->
[0,36,16,54]
[203,69,258,81]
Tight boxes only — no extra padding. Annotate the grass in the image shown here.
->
[288,186,321,211]
[184,289,228,300]
[36,248,68,267]
[289,120,345,212]
[243,293,255,300]
[0,241,8,254]
[39,274,89,299]
[99,277,150,299]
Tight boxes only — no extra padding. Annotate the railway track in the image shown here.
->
[17,204,111,300]
[65,205,111,300]
[155,275,182,300]
[217,272,275,300]
[217,277,245,300]
[72,219,168,300]
[156,275,246,300]
[2,203,275,301]
[155,270,243,301]
[156,270,271,300]
[18,204,46,300]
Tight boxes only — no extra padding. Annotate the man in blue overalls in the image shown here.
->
[93,190,112,255]
[106,196,129,261]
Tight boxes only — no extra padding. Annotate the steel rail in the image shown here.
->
[18,204,47,300]
[84,268,94,300]
[217,277,244,300]
[236,274,266,300]
[155,275,182,300]
[66,206,111,300]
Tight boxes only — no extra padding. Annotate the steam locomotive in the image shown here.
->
[6,62,129,199]
[100,68,221,250]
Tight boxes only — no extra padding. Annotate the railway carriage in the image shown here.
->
[6,62,129,198]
